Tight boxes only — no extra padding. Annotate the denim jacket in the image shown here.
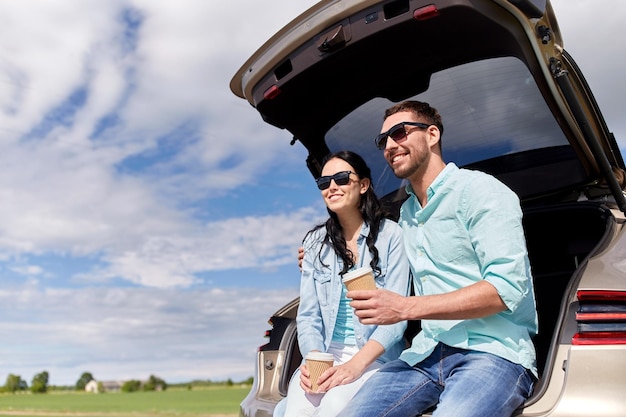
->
[297,219,411,363]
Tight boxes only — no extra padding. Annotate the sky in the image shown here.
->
[0,0,624,387]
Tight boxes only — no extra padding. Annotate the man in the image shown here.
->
[335,100,538,417]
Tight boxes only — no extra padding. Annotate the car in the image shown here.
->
[230,0,626,415]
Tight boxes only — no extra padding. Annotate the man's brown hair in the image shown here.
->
[384,100,444,138]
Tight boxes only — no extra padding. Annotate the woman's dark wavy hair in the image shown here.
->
[304,150,390,276]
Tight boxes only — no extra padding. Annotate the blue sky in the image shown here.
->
[0,0,624,387]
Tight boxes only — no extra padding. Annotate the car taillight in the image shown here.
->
[413,5,439,21]
[256,318,274,352]
[572,290,626,345]
[263,85,281,100]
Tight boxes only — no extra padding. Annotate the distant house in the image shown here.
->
[84,379,123,393]
[85,380,98,393]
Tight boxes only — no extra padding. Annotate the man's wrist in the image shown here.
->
[401,296,418,321]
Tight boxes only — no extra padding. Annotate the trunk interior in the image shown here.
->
[522,201,613,387]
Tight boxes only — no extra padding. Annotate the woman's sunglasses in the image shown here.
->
[315,171,355,190]
[374,121,431,149]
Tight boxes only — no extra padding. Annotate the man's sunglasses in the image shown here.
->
[374,121,431,150]
[315,171,355,190]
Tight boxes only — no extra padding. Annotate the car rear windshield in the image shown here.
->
[324,57,573,199]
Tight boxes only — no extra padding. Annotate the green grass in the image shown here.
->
[0,386,249,417]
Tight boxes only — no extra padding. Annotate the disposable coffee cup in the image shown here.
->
[305,352,334,392]
[342,266,377,291]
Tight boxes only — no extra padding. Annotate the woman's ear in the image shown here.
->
[359,178,371,194]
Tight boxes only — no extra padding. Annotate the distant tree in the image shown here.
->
[142,374,167,391]
[30,371,49,394]
[4,374,27,393]
[75,372,94,391]
[226,378,233,386]
[121,380,141,393]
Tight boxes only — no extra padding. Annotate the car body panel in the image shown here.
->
[546,346,626,417]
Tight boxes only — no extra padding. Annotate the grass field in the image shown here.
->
[0,386,249,417]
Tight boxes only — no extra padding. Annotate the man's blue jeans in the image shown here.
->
[336,343,535,417]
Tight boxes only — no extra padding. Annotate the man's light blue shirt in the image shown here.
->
[398,163,538,376]
[298,219,411,364]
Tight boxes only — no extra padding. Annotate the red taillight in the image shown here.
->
[572,332,626,346]
[263,85,281,100]
[576,312,626,321]
[576,290,626,302]
[572,290,626,345]
[413,5,439,21]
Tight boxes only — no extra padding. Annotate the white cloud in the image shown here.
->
[10,264,44,276]
[0,139,183,254]
[0,0,319,288]
[0,284,299,385]
[74,206,323,288]
[0,2,118,133]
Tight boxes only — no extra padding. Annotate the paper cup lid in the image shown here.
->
[342,266,373,282]
[305,352,334,361]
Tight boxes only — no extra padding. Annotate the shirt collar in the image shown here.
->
[359,221,371,240]
[404,162,458,202]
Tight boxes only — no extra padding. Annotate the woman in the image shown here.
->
[279,150,410,417]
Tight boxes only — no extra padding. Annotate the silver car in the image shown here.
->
[230,0,626,415]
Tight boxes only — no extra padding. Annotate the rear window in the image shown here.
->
[325,57,571,198]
